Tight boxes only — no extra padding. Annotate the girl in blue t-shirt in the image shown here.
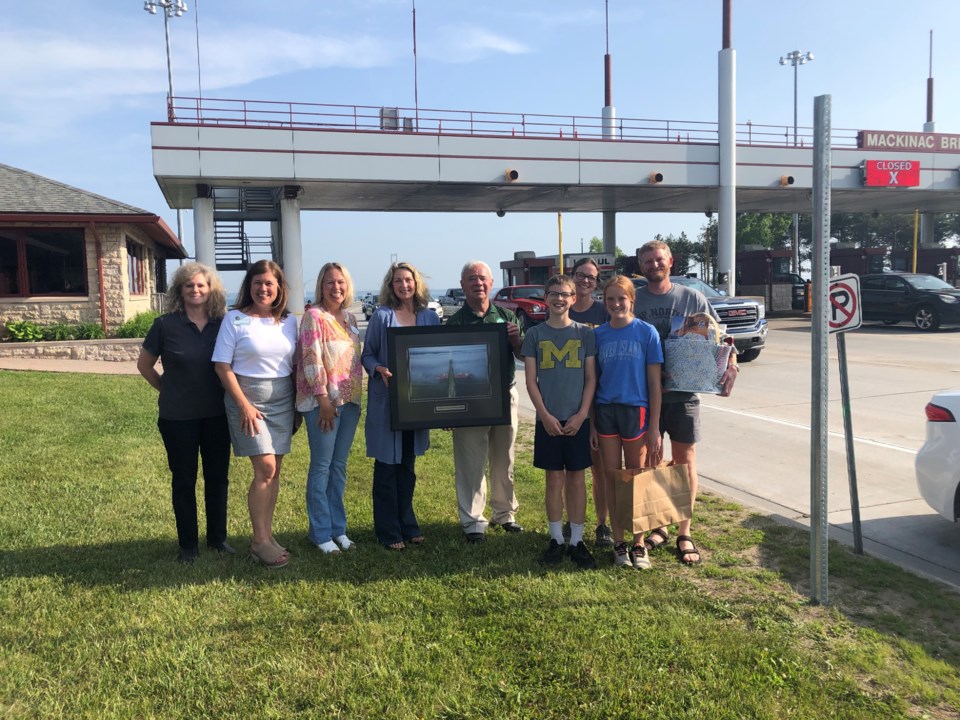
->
[591,275,664,569]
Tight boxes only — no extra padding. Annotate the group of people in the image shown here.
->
[138,240,734,571]
[521,241,738,571]
[138,257,524,567]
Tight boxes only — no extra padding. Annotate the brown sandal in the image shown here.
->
[644,527,670,551]
[675,535,701,566]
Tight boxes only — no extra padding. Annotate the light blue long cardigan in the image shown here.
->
[361,305,440,464]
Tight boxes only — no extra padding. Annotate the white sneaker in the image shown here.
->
[334,534,354,551]
[613,542,632,568]
[630,545,652,570]
[316,540,340,554]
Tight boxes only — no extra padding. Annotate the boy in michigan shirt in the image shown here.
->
[521,275,598,569]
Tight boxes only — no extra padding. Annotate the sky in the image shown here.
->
[3,0,960,294]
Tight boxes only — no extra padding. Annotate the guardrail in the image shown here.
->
[165,96,862,148]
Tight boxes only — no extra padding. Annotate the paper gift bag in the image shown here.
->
[613,463,692,535]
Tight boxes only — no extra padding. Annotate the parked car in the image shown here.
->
[860,272,960,331]
[773,272,808,311]
[631,276,768,362]
[916,390,960,522]
[492,285,547,330]
[439,288,465,306]
[363,298,443,322]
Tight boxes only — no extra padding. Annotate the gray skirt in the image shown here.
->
[224,375,295,457]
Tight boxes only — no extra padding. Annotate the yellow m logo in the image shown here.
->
[539,339,582,369]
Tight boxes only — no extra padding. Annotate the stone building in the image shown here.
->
[0,164,186,334]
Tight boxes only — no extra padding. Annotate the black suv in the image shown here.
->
[860,272,960,331]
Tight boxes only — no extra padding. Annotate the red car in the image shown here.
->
[492,285,547,330]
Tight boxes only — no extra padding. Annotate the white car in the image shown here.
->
[916,390,960,522]
[428,299,444,321]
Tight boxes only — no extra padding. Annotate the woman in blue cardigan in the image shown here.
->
[361,261,440,550]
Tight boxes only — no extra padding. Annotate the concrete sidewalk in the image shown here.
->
[0,357,141,375]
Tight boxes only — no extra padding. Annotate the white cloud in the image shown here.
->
[428,25,530,63]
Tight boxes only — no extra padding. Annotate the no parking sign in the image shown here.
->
[828,273,862,334]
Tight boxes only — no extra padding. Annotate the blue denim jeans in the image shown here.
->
[304,402,361,545]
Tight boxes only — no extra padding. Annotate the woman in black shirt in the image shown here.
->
[137,262,232,563]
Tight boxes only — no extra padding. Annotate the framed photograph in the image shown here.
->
[387,323,511,430]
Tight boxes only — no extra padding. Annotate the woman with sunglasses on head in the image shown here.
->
[213,259,298,569]
[361,261,440,551]
[295,262,363,555]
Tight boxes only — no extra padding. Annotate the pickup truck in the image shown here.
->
[632,276,768,361]
[438,288,465,306]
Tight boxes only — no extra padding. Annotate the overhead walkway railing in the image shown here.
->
[165,96,861,147]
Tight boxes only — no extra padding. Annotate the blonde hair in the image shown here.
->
[602,274,636,303]
[165,262,227,319]
[235,259,289,321]
[315,262,355,310]
[378,261,431,312]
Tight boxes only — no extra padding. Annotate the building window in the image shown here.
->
[0,227,87,297]
[127,239,148,295]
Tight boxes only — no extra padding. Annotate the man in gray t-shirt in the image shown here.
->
[632,240,739,566]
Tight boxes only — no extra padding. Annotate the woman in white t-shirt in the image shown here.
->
[213,260,298,569]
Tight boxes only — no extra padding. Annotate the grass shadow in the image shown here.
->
[741,513,960,672]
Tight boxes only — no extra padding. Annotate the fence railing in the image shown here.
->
[164,96,862,147]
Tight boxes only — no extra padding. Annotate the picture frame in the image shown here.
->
[386,323,511,430]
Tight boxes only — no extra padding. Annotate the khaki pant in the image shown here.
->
[452,384,520,534]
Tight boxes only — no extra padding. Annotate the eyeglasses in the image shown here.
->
[545,291,575,300]
[573,272,598,283]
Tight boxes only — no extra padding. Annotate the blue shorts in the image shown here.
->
[534,419,592,471]
[594,403,648,442]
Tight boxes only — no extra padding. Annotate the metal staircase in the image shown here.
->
[213,187,279,271]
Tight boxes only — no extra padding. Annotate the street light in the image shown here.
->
[779,49,813,274]
[143,1,188,122]
[779,50,814,146]
[144,0,188,244]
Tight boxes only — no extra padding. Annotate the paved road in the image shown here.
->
[4,311,958,587]
[691,317,960,589]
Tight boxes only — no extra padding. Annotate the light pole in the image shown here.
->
[144,0,187,244]
[780,49,813,273]
[144,0,188,121]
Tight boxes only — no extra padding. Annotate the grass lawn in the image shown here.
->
[1,369,958,719]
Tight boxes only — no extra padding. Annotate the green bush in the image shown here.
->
[75,323,105,340]
[113,311,160,339]
[41,323,79,341]
[5,320,44,342]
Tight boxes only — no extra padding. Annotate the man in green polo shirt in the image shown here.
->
[446,260,524,543]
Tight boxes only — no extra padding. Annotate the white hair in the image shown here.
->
[460,260,493,279]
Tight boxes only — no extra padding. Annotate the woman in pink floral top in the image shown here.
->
[296,262,363,554]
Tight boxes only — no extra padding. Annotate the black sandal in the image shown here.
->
[675,534,701,565]
[644,527,670,551]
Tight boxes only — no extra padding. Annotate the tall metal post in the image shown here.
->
[717,0,736,296]
[810,94,832,605]
[145,1,188,243]
[780,50,813,274]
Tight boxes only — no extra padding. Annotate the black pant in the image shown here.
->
[372,431,421,545]
[157,415,231,550]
